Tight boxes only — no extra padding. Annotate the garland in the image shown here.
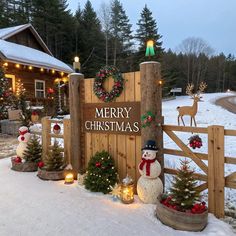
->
[141,111,155,128]
[94,66,124,102]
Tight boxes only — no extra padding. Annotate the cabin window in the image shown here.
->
[35,80,45,98]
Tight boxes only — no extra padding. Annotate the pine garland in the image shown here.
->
[84,151,118,194]
[93,66,124,102]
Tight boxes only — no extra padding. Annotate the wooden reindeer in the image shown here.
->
[177,82,207,126]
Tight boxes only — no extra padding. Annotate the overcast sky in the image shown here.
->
[67,0,236,56]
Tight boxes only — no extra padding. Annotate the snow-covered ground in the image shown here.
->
[0,157,234,236]
[1,92,235,235]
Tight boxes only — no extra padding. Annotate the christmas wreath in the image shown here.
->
[93,66,124,102]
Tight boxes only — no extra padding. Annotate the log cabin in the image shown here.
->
[0,24,73,105]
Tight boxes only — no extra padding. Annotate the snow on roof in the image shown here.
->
[0,24,27,39]
[0,39,73,73]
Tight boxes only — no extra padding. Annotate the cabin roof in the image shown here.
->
[0,39,73,73]
[0,24,52,55]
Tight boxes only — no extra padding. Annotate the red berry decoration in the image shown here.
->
[14,156,22,163]
[188,135,202,149]
[53,123,61,134]
[38,161,44,168]
[95,162,101,168]
[21,136,25,141]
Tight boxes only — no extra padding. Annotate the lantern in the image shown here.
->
[145,39,155,57]
[73,56,81,72]
[120,175,134,204]
[64,173,74,185]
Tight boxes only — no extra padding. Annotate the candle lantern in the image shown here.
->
[120,175,134,204]
[64,173,74,185]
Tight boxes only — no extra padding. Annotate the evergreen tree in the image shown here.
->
[23,135,42,163]
[42,140,66,171]
[110,0,133,66]
[135,5,163,65]
[0,64,15,120]
[75,1,105,77]
[170,159,199,210]
[84,151,118,194]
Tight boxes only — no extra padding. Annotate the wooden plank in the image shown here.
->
[134,71,141,102]
[85,133,93,167]
[164,168,207,181]
[49,133,64,138]
[224,129,236,136]
[207,126,215,214]
[126,135,136,181]
[165,130,208,174]
[195,182,208,192]
[164,148,208,160]
[117,135,126,181]
[108,134,117,169]
[225,172,236,182]
[41,117,51,157]
[225,157,236,165]
[225,181,236,189]
[63,119,71,165]
[214,126,225,218]
[163,125,208,134]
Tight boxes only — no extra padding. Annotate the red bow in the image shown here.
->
[19,130,28,136]
[139,158,156,176]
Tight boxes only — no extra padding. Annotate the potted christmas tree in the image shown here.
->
[84,151,118,194]
[156,159,208,231]
[12,134,42,172]
[37,140,66,180]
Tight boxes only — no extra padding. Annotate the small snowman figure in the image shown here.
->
[137,140,163,204]
[16,126,31,160]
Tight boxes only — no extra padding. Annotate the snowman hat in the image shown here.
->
[142,140,158,151]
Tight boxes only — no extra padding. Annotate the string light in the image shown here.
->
[40,68,44,72]
[28,66,33,70]
[60,72,64,77]
[15,64,20,68]
[3,62,8,67]
[52,69,55,74]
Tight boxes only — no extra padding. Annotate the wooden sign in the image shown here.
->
[83,102,141,135]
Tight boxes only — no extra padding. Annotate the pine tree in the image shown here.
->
[170,159,199,210]
[0,64,14,120]
[110,0,133,66]
[42,140,66,171]
[135,4,163,65]
[23,135,42,163]
[84,151,118,194]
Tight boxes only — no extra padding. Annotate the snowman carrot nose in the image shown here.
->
[21,136,25,141]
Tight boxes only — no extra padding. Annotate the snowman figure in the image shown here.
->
[16,126,31,159]
[137,140,163,204]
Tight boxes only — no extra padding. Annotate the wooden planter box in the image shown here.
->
[156,200,208,231]
[37,168,65,181]
[11,158,38,172]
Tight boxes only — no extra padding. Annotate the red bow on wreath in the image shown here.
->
[139,158,156,176]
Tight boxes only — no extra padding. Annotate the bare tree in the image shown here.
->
[98,2,112,66]
[177,37,214,84]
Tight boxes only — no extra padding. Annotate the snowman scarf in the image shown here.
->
[139,158,156,176]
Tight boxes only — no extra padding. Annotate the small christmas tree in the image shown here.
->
[0,64,14,120]
[169,159,199,210]
[42,140,66,171]
[84,151,118,194]
[23,135,42,163]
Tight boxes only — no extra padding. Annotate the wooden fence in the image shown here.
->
[163,124,236,218]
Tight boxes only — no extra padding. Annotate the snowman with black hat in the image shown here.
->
[137,140,163,204]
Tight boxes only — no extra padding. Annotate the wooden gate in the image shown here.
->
[81,72,141,182]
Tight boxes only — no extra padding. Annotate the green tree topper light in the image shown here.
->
[145,39,155,57]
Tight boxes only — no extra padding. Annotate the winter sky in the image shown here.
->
[67,0,236,56]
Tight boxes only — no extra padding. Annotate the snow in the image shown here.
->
[0,39,73,73]
[1,92,235,235]
[0,157,234,236]
[0,24,27,39]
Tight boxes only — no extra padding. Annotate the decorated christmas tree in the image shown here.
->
[42,140,66,171]
[84,151,118,194]
[169,159,199,210]
[0,65,14,120]
[23,135,42,163]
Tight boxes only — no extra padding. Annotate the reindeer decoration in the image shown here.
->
[177,82,207,126]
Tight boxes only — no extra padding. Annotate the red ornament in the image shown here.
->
[21,136,25,141]
[38,161,44,168]
[14,156,22,163]
[53,123,61,134]
[95,162,101,168]
[32,111,38,116]
[47,88,54,94]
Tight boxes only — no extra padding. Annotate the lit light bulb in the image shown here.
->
[74,56,79,63]
[52,69,55,74]
[3,62,8,67]
[29,66,33,70]
[15,64,20,68]
[40,68,44,72]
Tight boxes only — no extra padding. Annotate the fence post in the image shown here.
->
[42,117,51,157]
[140,61,164,184]
[69,73,84,174]
[208,125,225,218]
[63,119,71,165]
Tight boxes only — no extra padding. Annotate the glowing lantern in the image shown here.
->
[120,175,134,204]
[65,173,74,185]
[145,39,155,57]
[73,56,81,72]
